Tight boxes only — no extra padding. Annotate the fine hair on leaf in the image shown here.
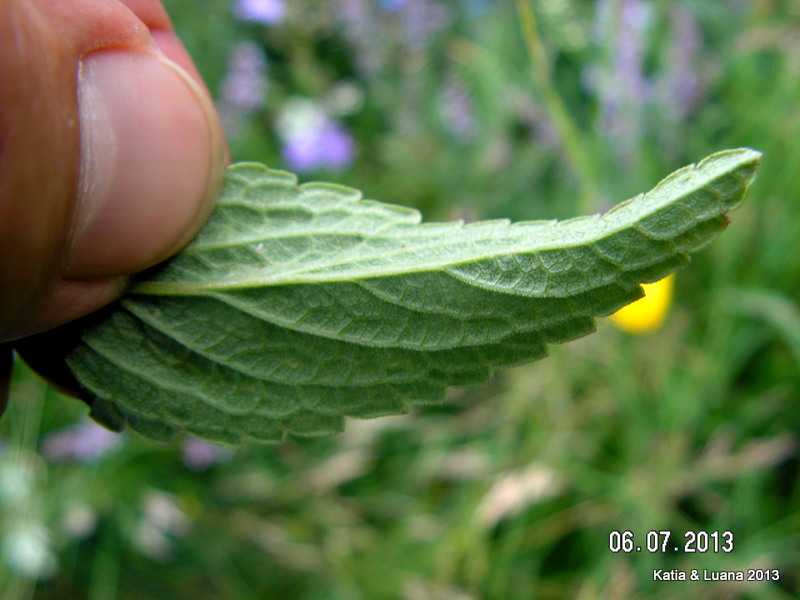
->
[66,149,762,445]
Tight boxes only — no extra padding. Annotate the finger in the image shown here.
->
[0,344,11,417]
[0,0,226,341]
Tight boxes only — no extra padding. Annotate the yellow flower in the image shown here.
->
[609,274,675,334]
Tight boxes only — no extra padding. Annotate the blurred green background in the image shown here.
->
[2,0,799,598]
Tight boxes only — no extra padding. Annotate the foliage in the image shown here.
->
[68,150,759,444]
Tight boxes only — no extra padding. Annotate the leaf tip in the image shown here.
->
[700,147,762,185]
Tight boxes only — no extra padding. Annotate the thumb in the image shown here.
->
[0,0,226,341]
[69,48,225,279]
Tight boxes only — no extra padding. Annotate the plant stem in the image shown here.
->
[88,525,120,600]
[515,0,600,212]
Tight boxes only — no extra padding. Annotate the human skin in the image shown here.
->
[0,0,227,404]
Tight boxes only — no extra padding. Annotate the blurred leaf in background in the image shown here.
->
[2,1,799,599]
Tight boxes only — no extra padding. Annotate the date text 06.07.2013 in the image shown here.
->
[608,530,733,554]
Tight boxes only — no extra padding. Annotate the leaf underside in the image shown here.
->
[67,149,761,445]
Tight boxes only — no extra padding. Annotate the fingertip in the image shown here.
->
[67,49,226,279]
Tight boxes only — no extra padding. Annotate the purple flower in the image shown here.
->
[277,99,356,172]
[336,0,386,75]
[613,0,650,101]
[397,0,451,50]
[379,0,406,11]
[220,41,268,113]
[282,122,356,172]
[41,420,121,463]
[441,72,476,141]
[659,6,703,119]
[336,0,450,75]
[586,0,652,165]
[233,0,286,25]
[181,438,232,471]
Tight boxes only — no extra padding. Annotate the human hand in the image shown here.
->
[0,0,227,401]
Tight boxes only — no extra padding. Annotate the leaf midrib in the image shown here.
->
[131,150,756,295]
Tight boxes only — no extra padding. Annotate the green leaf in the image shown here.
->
[66,149,761,445]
